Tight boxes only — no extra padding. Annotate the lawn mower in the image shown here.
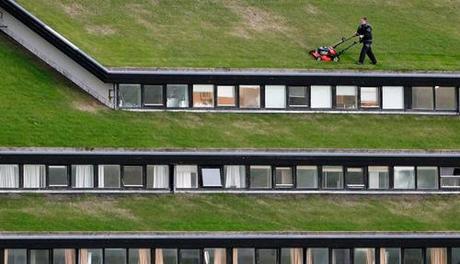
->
[309,35,359,62]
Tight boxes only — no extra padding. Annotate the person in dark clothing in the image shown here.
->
[356,17,377,64]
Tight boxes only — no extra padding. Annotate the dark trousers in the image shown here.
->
[359,43,377,64]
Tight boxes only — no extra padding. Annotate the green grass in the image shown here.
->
[0,33,460,149]
[16,0,460,71]
[1,194,460,231]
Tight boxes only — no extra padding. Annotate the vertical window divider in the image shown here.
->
[169,165,175,193]
[236,85,241,109]
[303,248,307,264]
[45,165,50,189]
[422,248,427,264]
[143,164,147,189]
[357,86,362,110]
[271,165,275,190]
[76,248,80,264]
[188,84,193,109]
[331,86,337,109]
[94,164,99,189]
[404,86,412,110]
[364,166,369,190]
[293,165,297,189]
[66,165,71,189]
[307,86,311,109]
[389,166,394,190]
[151,248,156,264]
[49,248,53,264]
[213,84,218,108]
[379,86,383,110]
[246,165,250,190]
[227,248,233,264]
[125,248,129,264]
[328,248,332,264]
[115,84,120,110]
[349,247,354,264]
[102,248,106,264]
[456,86,460,113]
[261,85,266,109]
[437,166,441,190]
[447,247,452,264]
[285,85,290,110]
[162,84,167,109]
[255,248,259,264]
[198,165,204,189]
[414,166,418,190]
[318,166,323,190]
[19,164,24,189]
[277,248,281,264]
[26,248,30,264]
[140,84,145,108]
[375,247,381,264]
[432,86,437,111]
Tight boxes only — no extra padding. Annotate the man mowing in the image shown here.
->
[356,17,377,65]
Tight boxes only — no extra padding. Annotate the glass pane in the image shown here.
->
[322,166,344,189]
[71,165,94,188]
[79,249,103,264]
[404,249,423,264]
[217,86,236,107]
[426,248,447,264]
[345,167,364,189]
[311,85,332,109]
[234,249,255,264]
[119,84,141,108]
[435,86,456,110]
[123,166,143,187]
[368,166,389,189]
[204,248,226,264]
[297,166,318,188]
[128,249,150,264]
[105,249,126,264]
[175,165,198,189]
[417,167,438,189]
[180,249,200,264]
[265,85,286,108]
[0,164,19,188]
[281,248,302,264]
[155,249,177,264]
[202,168,223,187]
[275,167,293,188]
[307,248,328,264]
[451,248,460,264]
[224,165,246,189]
[30,250,49,264]
[144,85,163,106]
[98,165,121,188]
[257,249,277,264]
[332,249,350,264]
[193,84,214,108]
[440,167,460,188]
[380,248,400,264]
[394,167,415,189]
[250,166,272,188]
[354,248,375,264]
[53,249,76,264]
[382,86,404,110]
[336,86,357,109]
[167,84,189,108]
[23,165,46,188]
[288,86,308,107]
[360,87,379,108]
[5,249,27,264]
[48,166,68,187]
[239,85,260,108]
[412,87,434,110]
[146,165,169,189]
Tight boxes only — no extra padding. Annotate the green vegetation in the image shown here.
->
[17,0,460,70]
[0,33,459,149]
[1,194,460,231]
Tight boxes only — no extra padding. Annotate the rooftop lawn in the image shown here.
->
[1,194,460,231]
[0,33,459,149]
[16,0,460,71]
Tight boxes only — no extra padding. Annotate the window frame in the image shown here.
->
[166,84,190,108]
[411,86,435,111]
[98,164,122,189]
[416,166,439,190]
[121,165,145,188]
[335,85,358,110]
[174,165,199,189]
[322,166,344,189]
[71,164,95,189]
[344,167,366,190]
[146,165,170,190]
[274,166,294,189]
[47,165,70,188]
[287,86,310,108]
[265,85,287,109]
[142,84,165,108]
[216,85,237,108]
[117,84,142,109]
[199,166,224,188]
[249,165,273,189]
[359,86,381,109]
[239,85,261,109]
[434,86,458,111]
[295,165,319,189]
[192,84,215,108]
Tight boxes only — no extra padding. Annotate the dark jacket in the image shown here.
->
[356,23,373,43]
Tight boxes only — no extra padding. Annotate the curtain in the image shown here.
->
[380,249,387,264]
[429,248,447,264]
[74,165,93,188]
[232,249,238,264]
[98,166,105,188]
[156,249,164,264]
[80,249,89,264]
[290,249,302,264]
[365,249,375,264]
[65,249,75,264]
[0,165,18,188]
[24,165,46,188]
[175,166,196,189]
[138,249,150,264]
[225,166,245,188]
[153,166,169,189]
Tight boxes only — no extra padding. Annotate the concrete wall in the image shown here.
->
[0,8,114,108]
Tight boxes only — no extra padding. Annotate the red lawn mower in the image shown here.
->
[309,35,359,62]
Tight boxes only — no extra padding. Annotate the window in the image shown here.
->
[440,167,460,188]
[123,166,143,187]
[354,248,375,264]
[98,165,121,188]
[288,86,309,107]
[79,249,103,264]
[360,87,379,108]
[297,166,318,189]
[48,165,68,187]
[332,249,351,264]
[322,166,344,189]
[426,248,447,264]
[5,249,27,264]
[239,85,260,108]
[201,168,223,187]
[250,166,272,188]
[310,85,332,109]
[217,86,236,107]
[0,164,19,188]
[224,165,246,189]
[155,249,177,264]
[234,249,255,264]
[193,84,214,108]
[275,167,293,188]
[180,249,201,264]
[412,87,434,110]
[23,165,46,188]
[29,250,49,264]
[167,84,189,108]
[118,84,141,108]
[281,249,303,264]
[105,249,126,264]
[265,85,286,108]
[144,85,163,106]
[256,249,277,264]
[146,165,169,189]
[403,249,423,264]
[345,167,365,189]
[53,249,76,264]
[307,248,329,264]
[435,86,457,110]
[382,86,404,110]
[204,249,226,264]
[368,166,389,189]
[175,165,198,189]
[128,249,150,264]
[417,167,438,189]
[71,165,94,188]
[394,166,415,189]
[336,86,357,109]
[380,248,400,264]
[451,248,460,264]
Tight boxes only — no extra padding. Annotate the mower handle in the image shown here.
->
[332,34,358,48]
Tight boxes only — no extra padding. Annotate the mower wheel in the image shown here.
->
[333,57,340,62]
